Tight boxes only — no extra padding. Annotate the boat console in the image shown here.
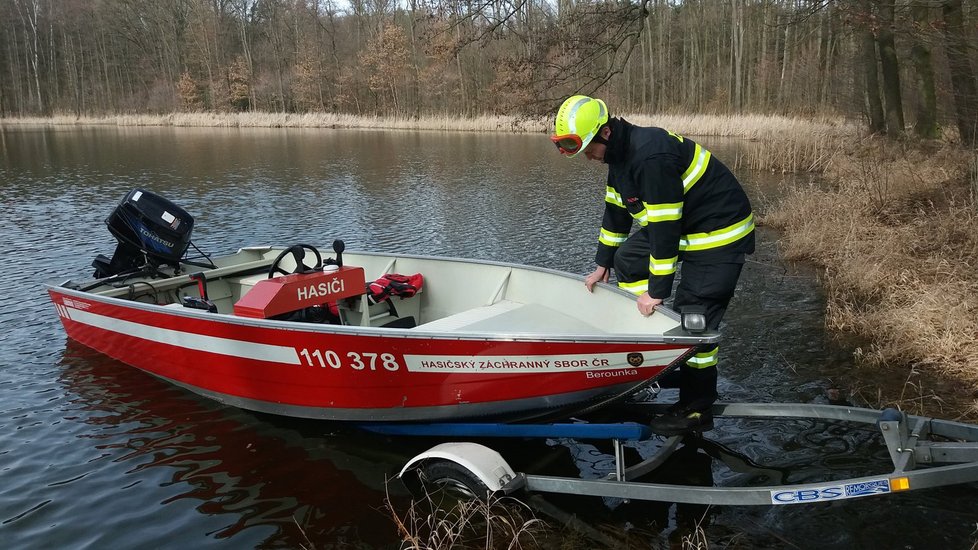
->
[233,266,367,319]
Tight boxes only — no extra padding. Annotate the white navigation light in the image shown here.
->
[681,307,707,334]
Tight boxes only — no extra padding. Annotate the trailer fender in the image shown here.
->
[399,442,517,492]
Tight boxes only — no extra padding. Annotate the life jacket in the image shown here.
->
[367,273,424,304]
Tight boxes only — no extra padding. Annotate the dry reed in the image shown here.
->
[627,113,858,174]
[386,478,547,550]
[626,112,858,141]
[387,476,724,549]
[0,110,856,137]
[766,137,978,418]
[0,111,553,133]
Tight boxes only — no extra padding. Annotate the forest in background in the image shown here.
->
[1,0,976,144]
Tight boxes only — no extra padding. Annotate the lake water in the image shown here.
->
[1,125,975,548]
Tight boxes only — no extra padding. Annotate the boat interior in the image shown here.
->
[69,244,684,338]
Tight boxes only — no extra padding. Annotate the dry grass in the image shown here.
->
[678,508,714,550]
[625,113,858,174]
[0,111,553,133]
[386,481,547,550]
[626,112,858,141]
[735,135,844,173]
[0,110,855,137]
[766,137,978,418]
[387,476,723,549]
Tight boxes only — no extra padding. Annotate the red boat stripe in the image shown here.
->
[65,307,301,365]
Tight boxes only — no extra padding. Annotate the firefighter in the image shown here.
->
[551,95,754,435]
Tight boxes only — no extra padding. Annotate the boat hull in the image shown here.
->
[49,288,691,422]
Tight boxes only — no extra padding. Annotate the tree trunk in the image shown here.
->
[818,7,833,108]
[407,0,421,116]
[0,13,12,115]
[659,0,668,108]
[643,11,651,110]
[759,2,769,109]
[908,1,939,139]
[730,0,744,112]
[859,18,885,134]
[876,0,904,136]
[455,25,466,116]
[0,37,6,115]
[941,0,978,146]
[236,2,256,110]
[14,0,44,113]
[778,17,790,109]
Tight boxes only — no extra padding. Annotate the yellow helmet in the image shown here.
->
[551,95,609,157]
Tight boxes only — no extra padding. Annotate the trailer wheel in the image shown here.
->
[416,459,490,501]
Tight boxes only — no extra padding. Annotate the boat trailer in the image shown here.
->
[364,403,978,505]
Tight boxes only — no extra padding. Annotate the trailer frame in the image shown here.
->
[374,402,978,506]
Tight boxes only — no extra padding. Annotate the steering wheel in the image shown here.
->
[268,244,323,278]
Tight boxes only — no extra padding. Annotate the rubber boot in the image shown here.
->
[649,366,717,436]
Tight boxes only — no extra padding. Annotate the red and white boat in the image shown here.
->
[48,190,715,422]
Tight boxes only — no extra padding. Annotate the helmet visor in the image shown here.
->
[551,134,583,156]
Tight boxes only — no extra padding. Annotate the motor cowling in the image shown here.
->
[93,189,194,278]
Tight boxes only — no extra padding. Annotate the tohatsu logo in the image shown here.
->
[138,226,175,249]
[297,278,346,301]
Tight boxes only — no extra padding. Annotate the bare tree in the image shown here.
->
[908,0,938,139]
[941,0,978,146]
[876,0,904,136]
[13,0,44,112]
[0,0,972,138]
[359,22,410,114]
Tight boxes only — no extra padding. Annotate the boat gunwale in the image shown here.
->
[47,248,719,345]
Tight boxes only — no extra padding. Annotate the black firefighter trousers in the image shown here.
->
[613,231,745,410]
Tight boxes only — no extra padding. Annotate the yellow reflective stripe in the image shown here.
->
[630,208,648,226]
[680,213,755,252]
[682,144,711,193]
[605,186,624,207]
[686,347,718,369]
[646,201,683,222]
[668,130,684,142]
[617,279,648,295]
[598,228,628,247]
[649,255,678,276]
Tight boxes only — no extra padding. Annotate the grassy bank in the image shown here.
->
[0,111,552,133]
[766,139,978,418]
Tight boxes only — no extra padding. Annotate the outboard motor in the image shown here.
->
[92,189,194,278]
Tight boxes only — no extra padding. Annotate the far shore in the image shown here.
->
[2,111,857,174]
[0,110,859,141]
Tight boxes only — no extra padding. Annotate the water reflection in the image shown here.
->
[55,341,412,548]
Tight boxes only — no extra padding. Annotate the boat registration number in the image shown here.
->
[297,348,401,371]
